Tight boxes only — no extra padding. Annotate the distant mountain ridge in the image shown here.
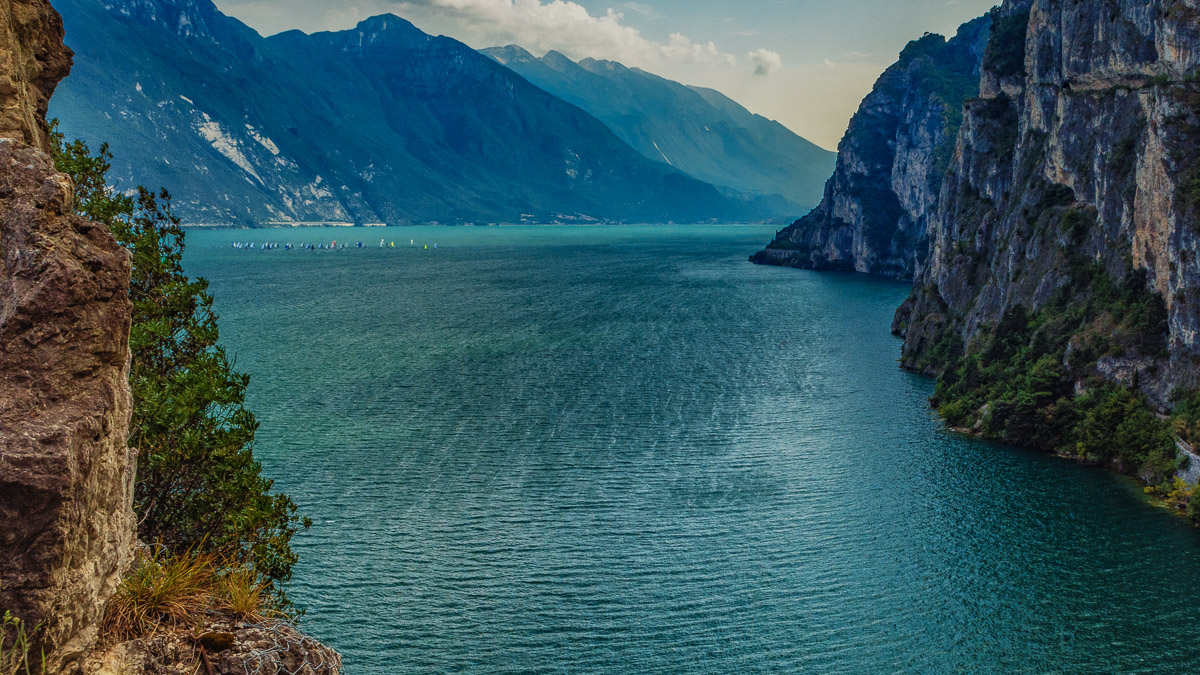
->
[49,0,793,225]
[483,45,836,212]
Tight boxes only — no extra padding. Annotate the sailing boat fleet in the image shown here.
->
[230,239,438,251]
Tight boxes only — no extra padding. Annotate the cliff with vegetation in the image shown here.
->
[750,16,991,278]
[892,0,1200,503]
[752,0,1200,513]
[0,0,340,671]
[0,1,135,672]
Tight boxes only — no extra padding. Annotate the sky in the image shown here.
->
[211,0,999,150]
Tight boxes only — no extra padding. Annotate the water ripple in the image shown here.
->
[185,225,1200,674]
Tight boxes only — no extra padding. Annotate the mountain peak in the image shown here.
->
[354,13,419,34]
[541,50,576,70]
[577,57,629,76]
[481,44,536,65]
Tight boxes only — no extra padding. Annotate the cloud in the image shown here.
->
[619,2,659,19]
[389,0,738,68]
[748,48,782,76]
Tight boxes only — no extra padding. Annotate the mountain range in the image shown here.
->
[483,45,835,213]
[48,0,832,226]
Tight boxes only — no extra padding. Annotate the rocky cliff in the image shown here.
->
[750,16,991,279]
[0,0,71,151]
[0,2,134,668]
[896,0,1200,412]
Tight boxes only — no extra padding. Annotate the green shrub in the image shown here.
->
[49,124,309,607]
[927,242,1174,483]
[983,8,1031,79]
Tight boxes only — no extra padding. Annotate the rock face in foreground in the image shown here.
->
[0,137,134,672]
[89,619,343,675]
[0,0,71,151]
[896,0,1200,408]
[751,16,991,279]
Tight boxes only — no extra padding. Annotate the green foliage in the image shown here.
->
[0,609,42,675]
[48,123,308,606]
[1173,84,1200,225]
[928,206,1173,482]
[899,33,945,61]
[984,7,1031,79]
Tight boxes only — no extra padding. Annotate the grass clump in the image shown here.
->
[104,548,277,642]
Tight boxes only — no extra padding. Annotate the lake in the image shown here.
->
[184,224,1200,673]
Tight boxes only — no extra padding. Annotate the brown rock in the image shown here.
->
[0,0,72,152]
[0,137,134,673]
[87,618,343,675]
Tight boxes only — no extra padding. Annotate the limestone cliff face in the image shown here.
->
[0,137,134,672]
[0,0,134,671]
[0,0,71,151]
[895,0,1200,408]
[750,17,991,279]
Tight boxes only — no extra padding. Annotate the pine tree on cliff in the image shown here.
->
[49,124,310,604]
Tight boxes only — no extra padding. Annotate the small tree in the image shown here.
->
[50,124,309,606]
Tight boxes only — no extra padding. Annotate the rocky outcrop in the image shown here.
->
[88,619,342,675]
[0,137,134,672]
[0,0,71,151]
[750,16,991,279]
[896,0,1200,409]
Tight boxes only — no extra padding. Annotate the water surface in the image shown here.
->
[185,224,1200,673]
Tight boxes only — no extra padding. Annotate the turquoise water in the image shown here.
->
[184,224,1200,673]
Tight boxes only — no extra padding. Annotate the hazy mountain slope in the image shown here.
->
[483,45,835,212]
[49,0,755,225]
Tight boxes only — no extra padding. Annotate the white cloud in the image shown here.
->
[748,48,782,76]
[744,48,782,76]
[389,0,738,68]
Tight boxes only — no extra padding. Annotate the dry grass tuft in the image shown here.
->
[104,549,218,641]
[214,567,276,622]
[103,548,275,641]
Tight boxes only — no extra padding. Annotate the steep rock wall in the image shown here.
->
[0,0,134,671]
[896,0,1200,410]
[751,16,991,279]
[0,137,134,673]
[0,0,71,151]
